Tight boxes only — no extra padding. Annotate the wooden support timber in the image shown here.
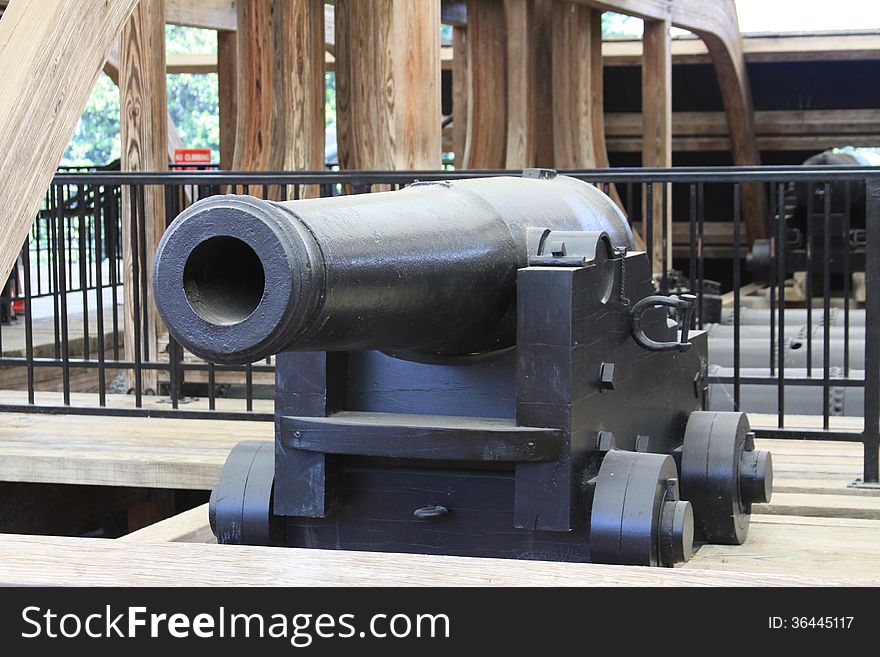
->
[577,0,767,241]
[120,0,168,394]
[217,30,238,170]
[551,2,596,169]
[462,0,507,168]
[232,0,274,170]
[1,533,874,586]
[232,0,325,184]
[452,25,469,167]
[0,0,138,285]
[165,0,236,31]
[641,19,672,270]
[103,47,187,165]
[503,0,535,168]
[336,0,442,170]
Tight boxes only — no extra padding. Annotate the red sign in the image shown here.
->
[173,149,212,169]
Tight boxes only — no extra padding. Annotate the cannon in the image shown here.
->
[748,149,873,285]
[155,170,772,567]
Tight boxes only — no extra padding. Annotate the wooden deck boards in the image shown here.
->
[0,411,877,584]
[0,533,875,587]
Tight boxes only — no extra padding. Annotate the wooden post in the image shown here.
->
[0,0,138,285]
[452,25,469,168]
[551,2,596,169]
[231,0,324,190]
[232,0,274,171]
[277,0,326,196]
[532,0,555,168]
[217,30,238,170]
[120,0,168,394]
[461,0,506,169]
[504,0,535,168]
[642,19,672,272]
[336,0,441,170]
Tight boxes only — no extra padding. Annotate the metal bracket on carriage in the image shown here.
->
[527,228,616,268]
[630,294,697,352]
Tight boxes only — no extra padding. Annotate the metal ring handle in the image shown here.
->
[413,504,449,520]
[630,294,695,352]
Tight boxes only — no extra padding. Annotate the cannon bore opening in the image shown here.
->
[183,236,265,325]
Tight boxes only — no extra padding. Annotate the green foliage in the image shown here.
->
[602,11,643,37]
[325,72,336,127]
[61,73,121,166]
[62,26,221,167]
[167,73,220,161]
[165,25,217,55]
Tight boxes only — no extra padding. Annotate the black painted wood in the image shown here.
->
[282,411,563,462]
[270,249,708,557]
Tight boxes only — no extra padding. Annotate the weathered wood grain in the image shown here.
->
[166,0,236,31]
[121,503,215,543]
[336,0,442,170]
[0,0,138,285]
[503,0,535,168]
[641,19,672,270]
[452,24,469,167]
[461,0,507,168]
[120,0,167,393]
[551,2,595,169]
[217,30,238,170]
[232,0,274,171]
[576,0,766,242]
[1,533,873,586]
[277,0,325,197]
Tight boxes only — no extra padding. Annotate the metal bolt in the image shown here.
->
[659,499,694,566]
[599,362,615,391]
[597,431,615,454]
[740,449,773,505]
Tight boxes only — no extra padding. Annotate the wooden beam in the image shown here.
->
[105,46,188,163]
[588,7,631,234]
[0,413,269,490]
[604,109,880,152]
[121,503,215,543]
[217,30,238,170]
[0,0,138,284]
[551,2,596,169]
[503,0,535,168]
[120,0,168,394]
[232,0,274,170]
[641,20,672,270]
[452,25,469,167]
[166,52,217,74]
[336,0,442,170]
[230,1,325,178]
[461,0,507,168]
[165,0,236,31]
[1,533,872,586]
[277,0,325,174]
[532,0,555,167]
[601,32,880,66]
[577,0,766,242]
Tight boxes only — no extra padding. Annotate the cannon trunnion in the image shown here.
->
[156,172,772,567]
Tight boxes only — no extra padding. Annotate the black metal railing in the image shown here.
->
[0,166,877,483]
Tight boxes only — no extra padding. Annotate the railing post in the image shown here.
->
[862,174,880,483]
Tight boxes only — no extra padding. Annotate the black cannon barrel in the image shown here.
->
[154,174,634,364]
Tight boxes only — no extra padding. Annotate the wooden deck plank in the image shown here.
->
[686,518,880,579]
[0,533,872,586]
[121,503,214,543]
[0,410,875,583]
[0,413,269,489]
